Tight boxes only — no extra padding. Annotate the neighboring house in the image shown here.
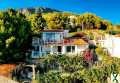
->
[104,34,120,58]
[92,32,120,58]
[102,34,113,55]
[31,30,88,58]
[91,33,113,55]
[63,36,88,55]
[95,34,106,47]
[88,32,106,47]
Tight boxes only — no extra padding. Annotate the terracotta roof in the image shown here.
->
[72,39,88,45]
[64,39,88,45]
[114,34,120,37]
[42,29,64,32]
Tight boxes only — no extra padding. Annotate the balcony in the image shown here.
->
[39,39,63,45]
[32,51,40,58]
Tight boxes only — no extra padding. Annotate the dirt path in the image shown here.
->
[0,75,18,83]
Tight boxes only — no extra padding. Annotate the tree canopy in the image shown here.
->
[43,12,69,29]
[0,9,31,63]
[27,13,46,33]
[42,12,112,32]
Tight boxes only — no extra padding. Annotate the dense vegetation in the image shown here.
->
[35,49,120,83]
[0,9,31,63]
[42,12,112,32]
[11,45,120,83]
[27,12,113,33]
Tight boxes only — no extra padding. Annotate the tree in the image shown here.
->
[43,12,69,29]
[100,20,112,30]
[0,9,31,63]
[27,13,46,33]
[76,13,112,31]
[42,12,112,32]
[76,13,100,30]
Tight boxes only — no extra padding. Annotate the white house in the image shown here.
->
[94,33,120,58]
[104,34,120,58]
[31,30,89,58]
[31,30,64,58]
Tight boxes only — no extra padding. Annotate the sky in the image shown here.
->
[0,0,120,24]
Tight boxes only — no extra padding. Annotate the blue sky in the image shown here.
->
[0,0,120,24]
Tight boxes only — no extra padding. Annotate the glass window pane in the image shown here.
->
[72,46,75,52]
[66,46,71,52]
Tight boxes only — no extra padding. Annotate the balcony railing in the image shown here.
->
[32,39,86,46]
[32,39,64,45]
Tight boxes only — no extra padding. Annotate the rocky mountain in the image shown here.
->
[18,7,61,15]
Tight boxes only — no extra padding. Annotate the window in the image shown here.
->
[66,46,75,52]
[33,37,39,45]
[41,46,42,51]
[34,51,39,56]
[34,46,39,51]
[72,46,75,52]
[58,46,62,52]
[66,46,71,52]
[43,32,63,43]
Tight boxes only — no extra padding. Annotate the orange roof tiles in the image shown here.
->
[115,34,120,37]
[64,39,88,45]
[72,39,88,45]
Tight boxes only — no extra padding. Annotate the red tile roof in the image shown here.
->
[64,38,88,45]
[114,34,120,38]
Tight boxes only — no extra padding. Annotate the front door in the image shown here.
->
[58,46,62,53]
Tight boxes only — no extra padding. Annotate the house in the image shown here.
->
[103,34,120,58]
[31,30,65,58]
[92,32,120,58]
[31,30,89,58]
[87,31,106,47]
[63,33,89,55]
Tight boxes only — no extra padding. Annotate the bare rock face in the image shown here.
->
[18,7,61,15]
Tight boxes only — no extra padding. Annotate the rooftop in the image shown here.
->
[72,39,88,45]
[114,34,120,38]
[42,29,64,32]
[64,38,88,45]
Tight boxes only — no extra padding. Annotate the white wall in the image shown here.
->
[62,45,88,55]
[104,35,120,58]
[104,34,113,55]
[76,45,88,53]
[62,46,66,54]
[112,37,120,58]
